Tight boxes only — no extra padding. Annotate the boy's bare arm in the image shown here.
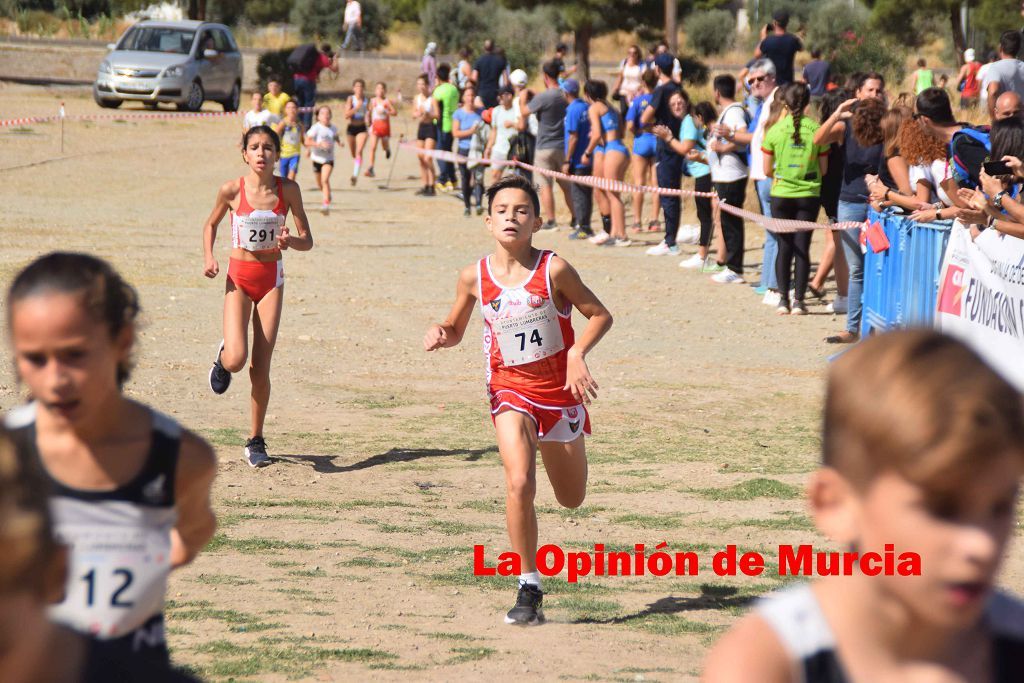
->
[424,265,477,351]
[549,257,613,403]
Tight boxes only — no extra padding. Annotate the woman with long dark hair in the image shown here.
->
[761,83,829,315]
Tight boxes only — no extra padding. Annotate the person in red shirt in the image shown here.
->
[293,44,339,128]
[957,48,982,110]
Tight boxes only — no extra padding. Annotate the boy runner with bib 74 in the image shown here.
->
[423,174,613,626]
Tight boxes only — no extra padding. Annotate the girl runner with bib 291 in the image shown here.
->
[424,175,613,627]
[4,252,217,667]
[203,124,314,468]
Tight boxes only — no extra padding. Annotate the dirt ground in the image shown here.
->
[0,83,1021,682]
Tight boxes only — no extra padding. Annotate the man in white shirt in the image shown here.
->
[342,0,363,51]
[708,74,750,284]
[745,59,781,301]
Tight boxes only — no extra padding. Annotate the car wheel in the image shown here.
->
[222,81,240,112]
[93,91,122,109]
[179,80,204,112]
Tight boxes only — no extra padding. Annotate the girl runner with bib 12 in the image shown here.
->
[423,174,613,626]
[4,252,217,667]
[0,424,202,682]
[203,124,314,468]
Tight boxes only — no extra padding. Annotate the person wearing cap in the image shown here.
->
[472,39,508,109]
[641,52,685,255]
[561,78,594,239]
[957,48,982,110]
[524,60,574,229]
[755,9,802,86]
[508,69,537,180]
[984,31,1024,120]
[421,42,438,90]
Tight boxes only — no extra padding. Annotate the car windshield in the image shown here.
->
[118,27,195,55]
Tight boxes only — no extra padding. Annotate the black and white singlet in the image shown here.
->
[757,583,1024,682]
[5,403,181,666]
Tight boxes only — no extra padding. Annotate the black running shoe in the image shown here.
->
[244,436,271,468]
[209,341,231,395]
[504,583,544,626]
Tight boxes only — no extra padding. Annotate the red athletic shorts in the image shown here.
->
[227,258,283,303]
[372,120,390,138]
[489,389,590,442]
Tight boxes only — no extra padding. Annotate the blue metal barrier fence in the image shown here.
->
[861,208,952,335]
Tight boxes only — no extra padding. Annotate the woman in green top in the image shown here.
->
[761,83,829,315]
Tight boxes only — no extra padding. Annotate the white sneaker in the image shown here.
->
[677,224,700,245]
[589,230,611,245]
[762,290,782,306]
[646,241,681,256]
[826,295,849,314]
[679,253,705,269]
[711,269,745,284]
[612,238,632,247]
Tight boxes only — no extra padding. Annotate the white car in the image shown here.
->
[93,20,242,111]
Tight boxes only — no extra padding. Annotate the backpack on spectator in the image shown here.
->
[949,126,991,188]
[287,44,319,74]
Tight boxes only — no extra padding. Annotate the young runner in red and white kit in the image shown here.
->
[365,81,397,178]
[202,125,314,468]
[424,174,613,625]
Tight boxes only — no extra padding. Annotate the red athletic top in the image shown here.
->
[962,61,981,98]
[478,250,577,406]
[231,177,287,252]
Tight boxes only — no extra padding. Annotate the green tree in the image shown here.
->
[501,0,668,80]
[972,0,1019,50]
[869,0,978,63]
[804,0,870,56]
[291,0,390,49]
[382,0,427,22]
[244,0,294,24]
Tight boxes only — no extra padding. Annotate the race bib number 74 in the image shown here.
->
[493,308,564,366]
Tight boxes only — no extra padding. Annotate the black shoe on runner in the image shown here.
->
[504,583,545,626]
[209,341,231,395]
[244,436,271,468]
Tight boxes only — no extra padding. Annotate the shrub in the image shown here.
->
[830,32,905,87]
[291,0,390,50]
[804,0,869,57]
[382,0,427,23]
[678,54,710,87]
[243,0,292,24]
[492,5,557,74]
[256,47,294,93]
[419,0,487,55]
[686,9,735,57]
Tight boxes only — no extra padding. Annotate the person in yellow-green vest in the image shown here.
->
[912,58,934,95]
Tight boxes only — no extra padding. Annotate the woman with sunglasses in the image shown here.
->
[612,45,646,119]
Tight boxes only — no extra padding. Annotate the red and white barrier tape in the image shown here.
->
[0,106,328,128]
[400,142,865,233]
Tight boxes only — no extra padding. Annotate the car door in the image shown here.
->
[193,29,218,96]
[213,29,241,95]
